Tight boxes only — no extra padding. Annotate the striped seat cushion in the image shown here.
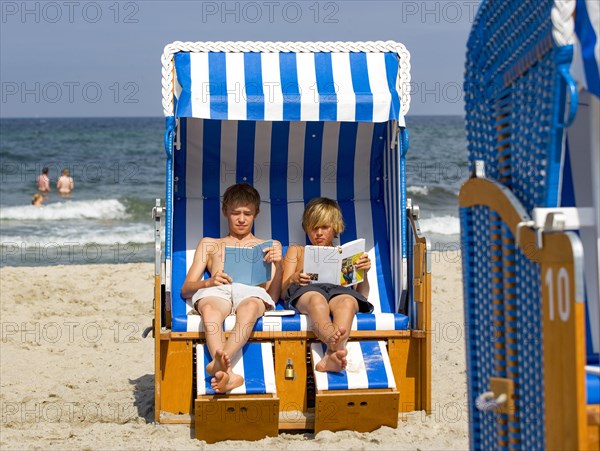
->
[186,312,408,333]
[196,342,276,395]
[311,341,396,390]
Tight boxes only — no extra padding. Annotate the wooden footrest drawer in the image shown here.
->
[195,395,279,443]
[315,389,398,433]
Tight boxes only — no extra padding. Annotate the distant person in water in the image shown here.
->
[56,168,74,195]
[36,167,50,192]
[31,193,44,207]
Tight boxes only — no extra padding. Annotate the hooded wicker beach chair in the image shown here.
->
[153,40,431,442]
[461,1,599,449]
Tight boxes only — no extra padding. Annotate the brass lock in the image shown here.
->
[285,358,295,379]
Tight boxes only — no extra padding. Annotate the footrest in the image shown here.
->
[310,341,399,433]
[195,342,279,443]
[196,342,277,395]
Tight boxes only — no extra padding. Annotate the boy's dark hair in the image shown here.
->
[222,183,261,214]
[42,167,49,174]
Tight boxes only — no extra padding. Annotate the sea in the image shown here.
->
[0,116,467,267]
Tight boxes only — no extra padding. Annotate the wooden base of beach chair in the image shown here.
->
[310,341,400,433]
[314,388,399,433]
[194,394,279,443]
[157,338,194,416]
[193,342,280,442]
[588,405,600,450]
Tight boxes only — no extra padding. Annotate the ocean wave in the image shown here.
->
[0,199,128,221]
[0,222,156,247]
[407,186,429,196]
[419,215,461,235]
[1,225,154,247]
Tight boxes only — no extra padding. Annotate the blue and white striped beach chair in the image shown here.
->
[461,1,599,449]
[153,41,432,440]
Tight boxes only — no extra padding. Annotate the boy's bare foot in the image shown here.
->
[210,370,229,392]
[211,370,244,393]
[206,349,231,376]
[315,349,347,373]
[327,326,345,349]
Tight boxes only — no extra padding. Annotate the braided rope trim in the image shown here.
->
[551,0,575,47]
[161,40,411,118]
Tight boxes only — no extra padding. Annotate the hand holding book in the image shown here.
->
[224,240,274,286]
[262,241,283,266]
[289,270,312,287]
[206,269,233,287]
[303,238,368,287]
[353,253,371,272]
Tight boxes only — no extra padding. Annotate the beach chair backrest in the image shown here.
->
[161,42,412,332]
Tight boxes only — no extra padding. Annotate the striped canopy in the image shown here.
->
[173,51,405,125]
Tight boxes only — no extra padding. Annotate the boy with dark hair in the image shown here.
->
[181,183,283,392]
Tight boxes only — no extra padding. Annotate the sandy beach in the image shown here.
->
[0,252,468,450]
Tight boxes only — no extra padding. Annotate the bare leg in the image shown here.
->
[320,295,358,371]
[295,292,346,372]
[223,297,266,357]
[328,295,358,352]
[295,292,339,349]
[212,297,266,393]
[197,297,232,378]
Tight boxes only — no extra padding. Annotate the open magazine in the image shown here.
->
[303,238,365,287]
[224,240,272,286]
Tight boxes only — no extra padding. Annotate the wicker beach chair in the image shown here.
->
[153,41,431,442]
[461,1,599,449]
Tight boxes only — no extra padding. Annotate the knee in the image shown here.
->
[236,298,262,319]
[304,293,330,315]
[199,303,220,319]
[334,296,359,313]
[305,294,329,311]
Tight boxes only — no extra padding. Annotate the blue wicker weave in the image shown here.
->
[465,0,567,210]
[462,0,570,448]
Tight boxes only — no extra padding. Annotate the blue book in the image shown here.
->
[224,240,273,286]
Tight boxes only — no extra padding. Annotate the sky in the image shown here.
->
[0,0,481,118]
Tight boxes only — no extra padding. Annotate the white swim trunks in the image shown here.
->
[191,283,275,314]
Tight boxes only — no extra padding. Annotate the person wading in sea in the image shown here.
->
[57,168,74,195]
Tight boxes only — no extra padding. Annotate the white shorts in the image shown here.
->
[191,283,275,314]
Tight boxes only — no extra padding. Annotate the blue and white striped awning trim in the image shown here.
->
[311,341,396,390]
[185,312,409,333]
[174,51,404,125]
[196,342,276,395]
[572,0,600,98]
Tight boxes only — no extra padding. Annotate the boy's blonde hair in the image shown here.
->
[222,183,261,215]
[302,197,344,236]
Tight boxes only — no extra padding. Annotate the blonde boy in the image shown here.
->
[282,197,373,372]
[181,183,283,392]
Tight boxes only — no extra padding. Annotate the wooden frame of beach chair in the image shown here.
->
[462,1,599,449]
[460,177,597,449]
[153,40,432,440]
[309,340,400,433]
